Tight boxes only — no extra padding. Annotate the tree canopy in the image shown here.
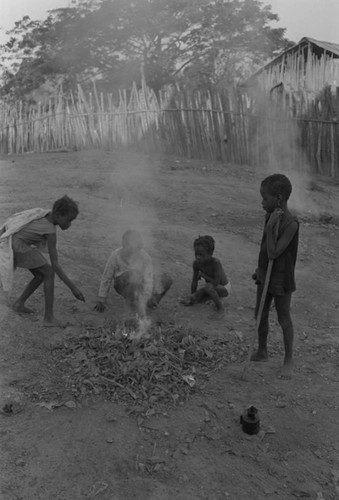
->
[0,0,293,100]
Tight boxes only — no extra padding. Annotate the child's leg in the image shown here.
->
[158,273,173,295]
[148,273,173,308]
[40,264,57,325]
[180,287,209,306]
[13,269,44,313]
[192,287,209,304]
[251,287,273,361]
[274,293,294,378]
[203,283,224,310]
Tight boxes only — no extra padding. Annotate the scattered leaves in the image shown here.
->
[52,323,245,407]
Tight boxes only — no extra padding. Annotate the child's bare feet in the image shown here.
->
[12,302,35,314]
[250,349,268,362]
[43,317,67,328]
[210,307,225,320]
[277,359,294,379]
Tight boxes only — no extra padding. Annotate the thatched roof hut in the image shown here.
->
[244,37,339,93]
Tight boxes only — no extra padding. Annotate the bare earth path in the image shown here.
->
[0,150,338,500]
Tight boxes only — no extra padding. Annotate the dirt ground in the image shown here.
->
[0,150,338,500]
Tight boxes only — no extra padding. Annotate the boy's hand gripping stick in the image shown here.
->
[241,209,283,380]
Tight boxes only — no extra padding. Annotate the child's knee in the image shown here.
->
[277,313,292,330]
[218,283,230,298]
[40,263,54,278]
[32,269,44,283]
[204,282,215,293]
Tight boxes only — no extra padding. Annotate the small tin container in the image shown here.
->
[240,406,260,435]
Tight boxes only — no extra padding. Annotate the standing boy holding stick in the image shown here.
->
[250,174,299,379]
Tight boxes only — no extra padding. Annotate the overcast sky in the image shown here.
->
[0,0,338,45]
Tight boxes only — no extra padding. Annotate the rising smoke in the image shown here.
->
[253,89,326,217]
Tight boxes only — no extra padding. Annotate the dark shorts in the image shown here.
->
[257,269,287,296]
[267,272,285,296]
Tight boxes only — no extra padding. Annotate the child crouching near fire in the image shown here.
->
[94,230,172,318]
[180,235,230,317]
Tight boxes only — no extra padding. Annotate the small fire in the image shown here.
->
[119,314,152,340]
[129,316,152,339]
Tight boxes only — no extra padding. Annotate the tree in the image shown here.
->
[175,0,294,89]
[0,0,293,100]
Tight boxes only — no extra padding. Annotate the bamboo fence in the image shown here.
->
[0,67,339,178]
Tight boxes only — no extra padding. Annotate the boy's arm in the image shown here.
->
[266,213,298,260]
[197,270,212,283]
[191,263,199,294]
[46,233,84,300]
[97,251,117,302]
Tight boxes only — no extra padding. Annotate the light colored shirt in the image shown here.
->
[0,208,50,293]
[98,247,153,300]
[12,216,56,253]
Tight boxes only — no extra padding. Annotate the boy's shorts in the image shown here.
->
[216,281,231,299]
[267,273,285,296]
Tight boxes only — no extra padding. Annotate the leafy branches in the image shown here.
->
[0,0,292,100]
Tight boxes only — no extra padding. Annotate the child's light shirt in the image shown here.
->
[98,247,153,301]
[12,217,56,253]
[0,208,50,293]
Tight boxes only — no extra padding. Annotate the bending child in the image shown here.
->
[94,230,172,318]
[251,174,299,379]
[0,195,85,327]
[181,235,230,315]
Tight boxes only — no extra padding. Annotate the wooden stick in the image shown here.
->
[241,259,274,380]
[241,213,282,380]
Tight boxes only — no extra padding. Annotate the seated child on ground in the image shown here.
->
[94,230,172,318]
[180,235,230,313]
[0,195,85,327]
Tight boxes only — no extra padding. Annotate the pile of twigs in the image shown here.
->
[52,323,244,405]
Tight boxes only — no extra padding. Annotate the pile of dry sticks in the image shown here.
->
[52,323,245,406]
